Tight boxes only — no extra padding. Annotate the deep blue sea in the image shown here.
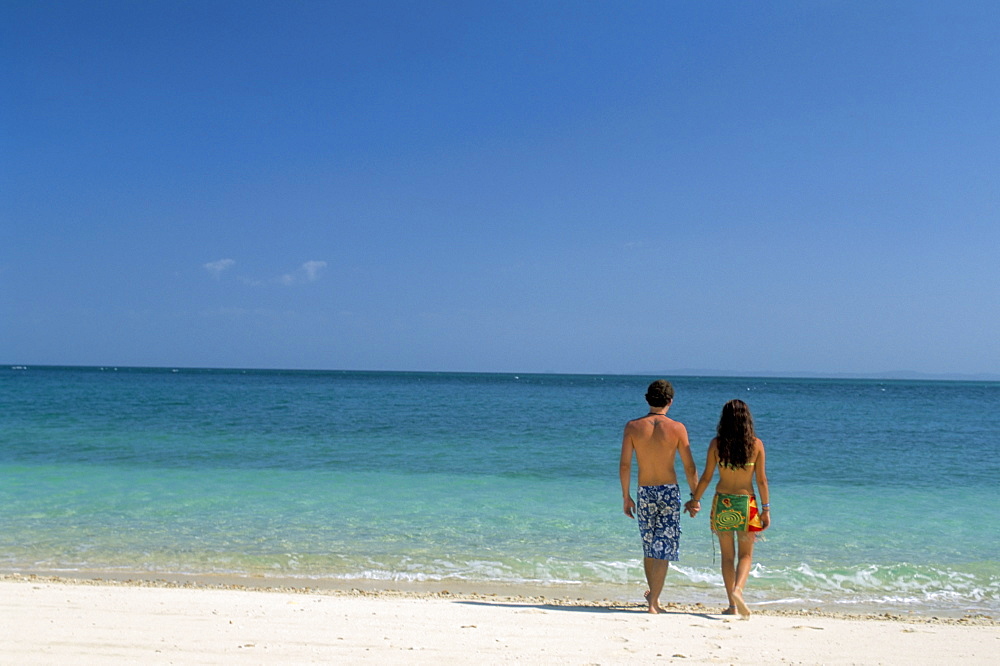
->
[2,366,998,616]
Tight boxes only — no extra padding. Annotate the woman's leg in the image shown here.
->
[716,531,737,613]
[731,531,756,618]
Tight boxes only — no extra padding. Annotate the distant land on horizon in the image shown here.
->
[656,368,1000,382]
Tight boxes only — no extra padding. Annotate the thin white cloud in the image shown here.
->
[276,260,327,286]
[210,259,326,286]
[302,260,327,281]
[204,259,236,278]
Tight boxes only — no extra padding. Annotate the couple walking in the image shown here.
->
[618,380,770,617]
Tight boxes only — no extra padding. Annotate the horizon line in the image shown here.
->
[4,363,999,383]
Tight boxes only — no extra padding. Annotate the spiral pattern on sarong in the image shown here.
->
[713,509,744,530]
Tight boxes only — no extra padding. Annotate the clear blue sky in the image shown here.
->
[3,2,998,377]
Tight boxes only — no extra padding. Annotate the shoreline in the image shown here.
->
[3,572,995,625]
[2,575,997,664]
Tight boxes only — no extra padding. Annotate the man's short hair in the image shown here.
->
[645,380,674,407]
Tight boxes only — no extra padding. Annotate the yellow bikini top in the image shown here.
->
[719,461,755,470]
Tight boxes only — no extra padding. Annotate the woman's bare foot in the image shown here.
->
[732,589,751,619]
[720,605,737,615]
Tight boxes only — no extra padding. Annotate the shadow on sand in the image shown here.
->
[454,600,723,620]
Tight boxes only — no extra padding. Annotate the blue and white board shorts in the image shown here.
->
[637,484,681,561]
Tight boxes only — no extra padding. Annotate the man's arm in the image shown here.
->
[676,423,699,497]
[685,440,718,517]
[619,424,636,519]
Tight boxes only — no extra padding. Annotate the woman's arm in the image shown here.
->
[754,439,770,529]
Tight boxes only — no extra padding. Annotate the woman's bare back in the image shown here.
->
[713,437,763,496]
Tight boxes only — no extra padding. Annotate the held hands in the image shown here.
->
[623,496,636,519]
[626,496,707,518]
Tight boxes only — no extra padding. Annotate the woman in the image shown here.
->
[684,399,770,618]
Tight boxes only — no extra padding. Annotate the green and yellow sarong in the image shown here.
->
[710,493,764,532]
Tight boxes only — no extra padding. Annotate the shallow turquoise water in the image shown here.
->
[2,367,998,615]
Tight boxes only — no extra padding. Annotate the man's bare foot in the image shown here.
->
[721,605,737,615]
[643,590,664,614]
[732,589,751,619]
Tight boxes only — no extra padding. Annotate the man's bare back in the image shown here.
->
[623,414,691,486]
[620,411,698,520]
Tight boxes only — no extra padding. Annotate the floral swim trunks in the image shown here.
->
[636,484,681,561]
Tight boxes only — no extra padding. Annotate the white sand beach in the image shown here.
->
[1,576,996,664]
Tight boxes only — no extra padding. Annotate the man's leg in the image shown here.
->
[643,557,669,614]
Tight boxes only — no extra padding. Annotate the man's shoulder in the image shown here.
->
[654,418,689,445]
[624,416,688,431]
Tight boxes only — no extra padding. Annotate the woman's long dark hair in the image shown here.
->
[716,399,756,469]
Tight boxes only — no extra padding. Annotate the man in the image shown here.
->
[619,379,699,614]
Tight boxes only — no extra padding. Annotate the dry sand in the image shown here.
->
[1,575,997,664]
